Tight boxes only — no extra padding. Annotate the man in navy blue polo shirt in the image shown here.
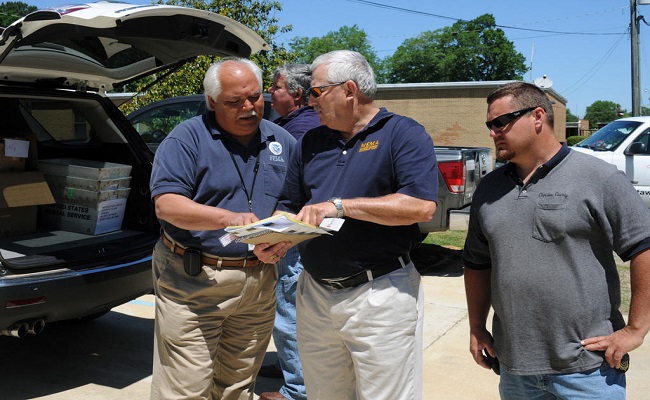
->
[258,64,320,400]
[256,50,439,400]
[149,58,296,400]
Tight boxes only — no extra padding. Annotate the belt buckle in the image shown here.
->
[330,280,347,289]
[320,278,347,289]
[242,258,247,268]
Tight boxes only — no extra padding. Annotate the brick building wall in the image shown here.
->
[374,81,567,155]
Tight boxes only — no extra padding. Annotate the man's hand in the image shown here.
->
[296,202,336,226]
[223,211,259,228]
[253,241,293,264]
[581,326,645,369]
[469,328,497,371]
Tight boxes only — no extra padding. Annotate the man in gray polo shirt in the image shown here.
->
[463,82,650,399]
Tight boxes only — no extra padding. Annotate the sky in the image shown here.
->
[22,0,650,118]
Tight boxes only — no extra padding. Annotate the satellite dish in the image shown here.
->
[533,75,553,89]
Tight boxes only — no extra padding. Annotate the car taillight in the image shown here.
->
[438,160,466,193]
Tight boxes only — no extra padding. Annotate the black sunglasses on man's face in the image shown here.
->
[485,107,538,130]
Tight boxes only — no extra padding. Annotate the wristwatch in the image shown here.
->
[327,197,345,218]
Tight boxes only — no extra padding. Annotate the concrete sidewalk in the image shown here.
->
[257,252,650,399]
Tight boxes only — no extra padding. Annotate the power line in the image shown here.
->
[560,32,627,97]
[346,0,626,36]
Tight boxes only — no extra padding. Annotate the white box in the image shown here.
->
[38,158,132,180]
[40,198,128,235]
[40,188,130,235]
[44,174,131,192]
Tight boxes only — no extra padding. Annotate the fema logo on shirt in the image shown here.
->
[269,141,284,162]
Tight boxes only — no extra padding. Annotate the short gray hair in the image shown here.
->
[203,58,263,111]
[272,63,311,104]
[311,50,376,99]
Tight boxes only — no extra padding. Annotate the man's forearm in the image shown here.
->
[342,193,436,226]
[464,268,492,331]
[154,193,247,231]
[627,248,650,338]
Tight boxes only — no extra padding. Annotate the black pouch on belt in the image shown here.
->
[183,248,202,276]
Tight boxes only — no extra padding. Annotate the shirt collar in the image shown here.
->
[325,107,394,142]
[504,143,570,183]
[273,106,313,126]
[203,112,271,149]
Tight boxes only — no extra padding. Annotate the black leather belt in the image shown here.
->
[161,233,262,268]
[316,254,411,289]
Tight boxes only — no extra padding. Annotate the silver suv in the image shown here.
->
[0,1,268,337]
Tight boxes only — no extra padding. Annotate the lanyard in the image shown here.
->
[228,149,261,213]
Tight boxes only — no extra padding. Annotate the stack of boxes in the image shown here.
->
[0,138,55,238]
[38,158,132,235]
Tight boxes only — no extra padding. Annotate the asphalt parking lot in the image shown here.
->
[1,244,648,399]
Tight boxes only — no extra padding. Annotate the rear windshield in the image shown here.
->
[0,95,126,145]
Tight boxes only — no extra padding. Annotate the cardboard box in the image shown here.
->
[0,138,29,172]
[40,188,130,235]
[0,171,55,237]
[51,187,131,203]
[38,158,132,180]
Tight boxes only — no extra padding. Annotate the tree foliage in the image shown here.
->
[641,106,650,116]
[566,135,586,146]
[288,25,386,82]
[584,100,620,129]
[566,108,579,122]
[0,1,35,27]
[120,0,295,114]
[385,14,527,83]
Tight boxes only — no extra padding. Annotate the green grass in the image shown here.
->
[424,230,631,312]
[618,262,632,314]
[422,230,467,250]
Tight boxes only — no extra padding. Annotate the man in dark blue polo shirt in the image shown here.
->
[258,63,320,400]
[256,50,438,400]
[149,58,296,400]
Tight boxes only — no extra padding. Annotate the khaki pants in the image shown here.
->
[150,241,276,400]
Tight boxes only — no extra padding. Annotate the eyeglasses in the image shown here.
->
[308,81,347,98]
[485,107,538,130]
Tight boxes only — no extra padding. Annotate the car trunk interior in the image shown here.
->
[0,91,158,271]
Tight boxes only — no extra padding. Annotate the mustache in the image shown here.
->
[238,110,258,119]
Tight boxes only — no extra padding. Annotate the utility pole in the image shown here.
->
[632,0,641,116]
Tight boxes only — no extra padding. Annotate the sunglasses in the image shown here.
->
[308,81,347,98]
[485,107,538,130]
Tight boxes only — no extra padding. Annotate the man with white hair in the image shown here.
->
[257,50,439,400]
[149,57,296,399]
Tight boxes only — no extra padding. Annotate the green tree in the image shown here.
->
[566,108,579,122]
[0,1,36,27]
[641,106,650,116]
[385,14,527,83]
[584,100,620,129]
[120,0,295,114]
[288,25,386,82]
